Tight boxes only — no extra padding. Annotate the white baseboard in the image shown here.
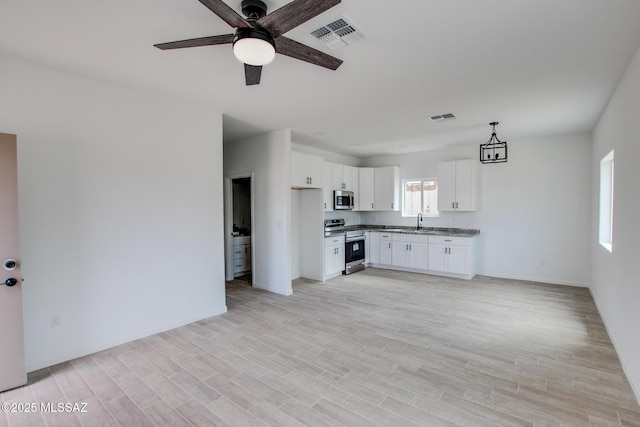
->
[25,305,228,373]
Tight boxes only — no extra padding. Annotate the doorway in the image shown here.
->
[224,174,254,285]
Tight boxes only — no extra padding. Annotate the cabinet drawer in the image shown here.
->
[233,247,244,258]
[379,233,393,240]
[233,236,251,245]
[392,233,428,244]
[325,235,345,247]
[429,236,472,246]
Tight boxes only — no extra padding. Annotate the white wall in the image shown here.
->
[291,189,301,280]
[591,46,640,400]
[360,133,592,287]
[0,53,226,372]
[291,142,360,167]
[224,130,292,295]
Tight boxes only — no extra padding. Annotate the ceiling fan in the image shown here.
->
[154,0,344,85]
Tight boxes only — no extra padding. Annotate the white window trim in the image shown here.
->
[599,150,614,253]
[402,178,439,218]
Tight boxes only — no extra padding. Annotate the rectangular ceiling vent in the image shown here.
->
[310,16,365,50]
[430,113,457,122]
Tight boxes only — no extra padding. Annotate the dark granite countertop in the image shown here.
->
[325,225,479,238]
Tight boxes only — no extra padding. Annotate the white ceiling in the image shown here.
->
[2,0,640,157]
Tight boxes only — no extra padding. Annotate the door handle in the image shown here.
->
[3,278,18,287]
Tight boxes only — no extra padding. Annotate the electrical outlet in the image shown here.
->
[51,315,61,328]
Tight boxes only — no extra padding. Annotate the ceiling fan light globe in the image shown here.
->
[233,38,275,66]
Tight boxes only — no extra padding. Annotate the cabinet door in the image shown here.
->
[407,242,428,270]
[243,245,252,272]
[448,246,469,275]
[306,154,323,188]
[324,244,337,276]
[437,161,456,211]
[379,239,392,265]
[336,244,345,273]
[368,232,379,264]
[358,168,375,211]
[291,151,309,188]
[374,166,399,211]
[331,163,344,190]
[428,243,448,272]
[324,244,333,276]
[291,151,323,188]
[454,159,477,211]
[343,166,358,192]
[323,162,334,211]
[391,241,409,268]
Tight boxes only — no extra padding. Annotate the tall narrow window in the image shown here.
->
[403,179,438,217]
[599,150,614,252]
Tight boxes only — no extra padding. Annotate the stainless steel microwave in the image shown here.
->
[334,190,354,210]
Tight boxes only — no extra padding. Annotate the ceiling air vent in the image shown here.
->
[310,16,365,50]
[430,113,457,122]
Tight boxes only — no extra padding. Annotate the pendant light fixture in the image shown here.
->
[480,122,508,164]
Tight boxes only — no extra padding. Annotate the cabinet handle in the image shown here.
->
[310,177,313,185]
[455,202,458,209]
[391,203,394,209]
[371,203,374,209]
[452,202,455,209]
[324,202,326,209]
[409,244,412,251]
[388,243,391,249]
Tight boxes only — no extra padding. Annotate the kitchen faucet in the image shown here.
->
[416,212,423,230]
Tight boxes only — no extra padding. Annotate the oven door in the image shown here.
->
[344,238,365,274]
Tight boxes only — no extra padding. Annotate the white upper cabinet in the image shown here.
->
[291,151,323,188]
[322,162,334,211]
[437,159,478,211]
[332,164,358,192]
[374,166,400,211]
[358,167,375,211]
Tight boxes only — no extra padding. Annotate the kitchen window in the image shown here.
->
[402,178,438,217]
[599,150,614,252]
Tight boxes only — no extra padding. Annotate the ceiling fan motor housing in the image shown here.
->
[233,26,276,49]
[241,0,268,19]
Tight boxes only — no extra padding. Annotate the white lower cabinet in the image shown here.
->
[324,235,345,279]
[368,232,476,279]
[368,232,379,264]
[391,234,428,270]
[233,236,252,277]
[427,236,474,277]
[378,233,393,265]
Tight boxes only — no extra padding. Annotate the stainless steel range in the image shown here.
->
[324,219,366,275]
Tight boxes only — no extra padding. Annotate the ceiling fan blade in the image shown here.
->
[197,0,253,29]
[245,64,262,85]
[154,34,234,50]
[258,0,341,38]
[275,36,343,70]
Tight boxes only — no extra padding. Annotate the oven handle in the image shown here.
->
[345,237,365,243]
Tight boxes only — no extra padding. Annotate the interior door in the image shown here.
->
[0,133,26,392]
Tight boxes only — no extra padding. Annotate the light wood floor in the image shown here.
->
[2,269,639,426]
